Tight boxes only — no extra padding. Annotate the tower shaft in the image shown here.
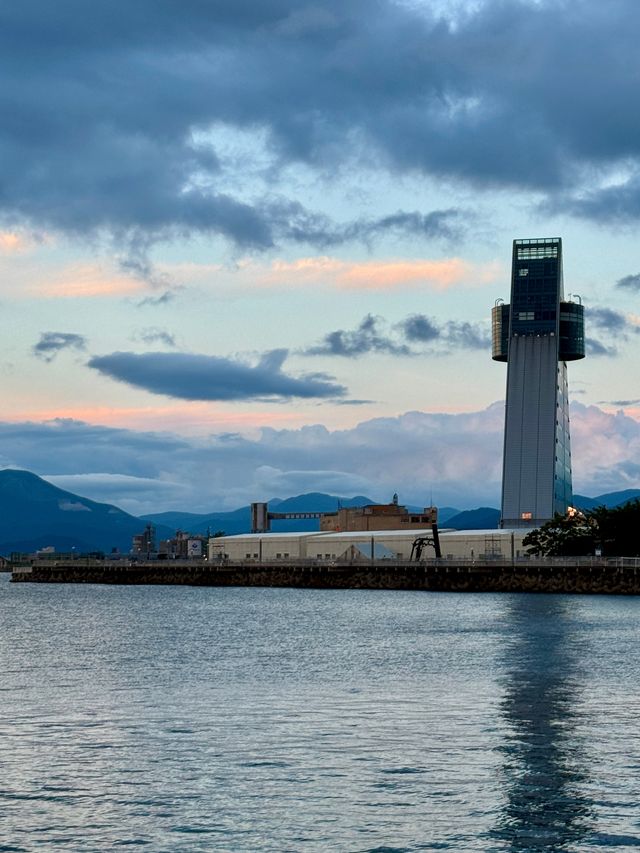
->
[492,238,584,529]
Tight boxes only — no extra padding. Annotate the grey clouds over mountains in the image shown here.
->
[3,0,640,255]
[1,401,639,516]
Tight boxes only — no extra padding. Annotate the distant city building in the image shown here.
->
[132,523,156,557]
[492,238,585,528]
[158,530,207,559]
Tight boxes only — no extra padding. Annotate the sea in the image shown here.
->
[1,575,640,851]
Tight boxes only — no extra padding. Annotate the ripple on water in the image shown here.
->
[2,581,640,850]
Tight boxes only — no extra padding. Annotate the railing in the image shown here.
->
[14,555,640,572]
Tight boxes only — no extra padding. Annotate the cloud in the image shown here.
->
[32,332,88,362]
[270,257,495,292]
[159,256,501,295]
[598,399,640,407]
[617,273,640,292]
[1,402,639,516]
[585,338,617,357]
[135,289,179,307]
[275,204,467,247]
[306,314,411,357]
[306,313,490,357]
[88,349,347,401]
[34,263,144,298]
[134,327,177,347]
[585,305,640,357]
[3,0,640,253]
[589,306,629,333]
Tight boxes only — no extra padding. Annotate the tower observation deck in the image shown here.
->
[492,238,585,528]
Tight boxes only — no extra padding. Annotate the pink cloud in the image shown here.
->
[33,264,145,298]
[7,403,309,435]
[266,256,501,291]
[0,232,24,253]
[159,256,502,294]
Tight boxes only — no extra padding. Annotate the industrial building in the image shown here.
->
[319,500,437,532]
[492,238,585,529]
[208,528,529,563]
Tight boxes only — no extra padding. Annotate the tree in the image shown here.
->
[524,499,640,557]
[523,512,595,556]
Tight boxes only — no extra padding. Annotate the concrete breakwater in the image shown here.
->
[10,559,640,594]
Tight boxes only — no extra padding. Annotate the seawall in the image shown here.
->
[10,559,640,594]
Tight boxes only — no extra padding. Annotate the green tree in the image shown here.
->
[524,499,640,557]
[523,512,595,556]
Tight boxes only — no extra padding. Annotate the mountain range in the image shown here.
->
[1,468,639,555]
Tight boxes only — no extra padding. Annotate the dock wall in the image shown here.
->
[10,559,640,594]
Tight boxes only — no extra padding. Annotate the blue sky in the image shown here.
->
[1,0,639,515]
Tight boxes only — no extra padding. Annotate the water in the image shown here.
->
[1,576,640,851]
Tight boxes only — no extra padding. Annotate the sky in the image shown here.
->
[1,0,640,516]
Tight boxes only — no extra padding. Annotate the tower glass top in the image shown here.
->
[511,238,562,335]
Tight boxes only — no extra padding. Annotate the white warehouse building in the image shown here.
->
[208,528,530,563]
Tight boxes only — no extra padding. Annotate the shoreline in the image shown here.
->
[10,559,640,595]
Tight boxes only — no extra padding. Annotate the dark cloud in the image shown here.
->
[585,338,617,357]
[585,305,640,357]
[589,306,629,332]
[306,314,411,357]
[280,204,466,247]
[402,314,491,350]
[617,273,640,292]
[307,313,490,357]
[598,399,640,407]
[32,332,87,362]
[134,327,177,348]
[2,0,640,252]
[88,349,346,401]
[135,290,179,308]
[402,314,440,343]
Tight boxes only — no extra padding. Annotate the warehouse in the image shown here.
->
[208,528,529,562]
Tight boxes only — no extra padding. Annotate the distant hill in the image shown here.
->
[0,469,171,555]
[573,490,640,511]
[445,507,500,530]
[7,467,638,554]
[437,507,461,524]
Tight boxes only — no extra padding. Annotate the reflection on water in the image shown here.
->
[492,596,593,850]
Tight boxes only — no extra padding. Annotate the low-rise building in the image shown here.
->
[208,528,529,562]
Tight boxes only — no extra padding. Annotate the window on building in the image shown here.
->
[521,511,532,520]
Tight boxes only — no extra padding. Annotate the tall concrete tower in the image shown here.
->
[492,238,585,528]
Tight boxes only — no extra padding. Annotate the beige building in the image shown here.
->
[208,528,529,563]
[320,503,437,532]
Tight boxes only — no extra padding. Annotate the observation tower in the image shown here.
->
[492,238,585,528]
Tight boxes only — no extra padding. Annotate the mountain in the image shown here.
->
[0,469,171,555]
[142,493,375,536]
[445,507,501,530]
[573,490,640,511]
[436,507,461,524]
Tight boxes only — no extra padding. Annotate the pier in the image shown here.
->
[10,557,640,594]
